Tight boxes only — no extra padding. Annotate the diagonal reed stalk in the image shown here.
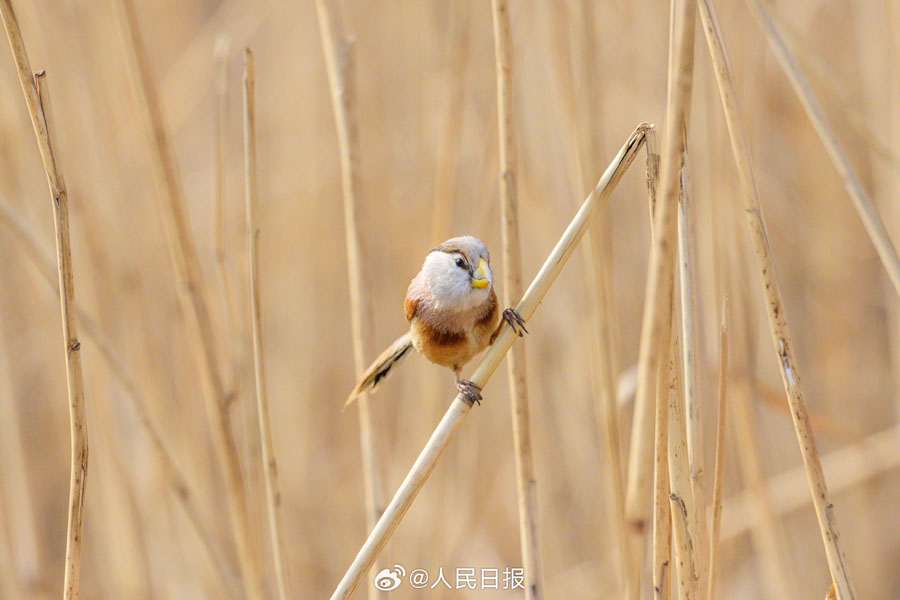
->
[742,0,900,299]
[314,2,383,596]
[244,48,290,600]
[706,296,728,600]
[697,0,857,597]
[111,1,264,597]
[490,2,544,597]
[0,5,88,597]
[330,123,654,600]
[624,0,696,545]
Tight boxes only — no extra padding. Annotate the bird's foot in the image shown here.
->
[456,379,482,406]
[502,308,529,337]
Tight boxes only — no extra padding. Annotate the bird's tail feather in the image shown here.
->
[344,332,414,408]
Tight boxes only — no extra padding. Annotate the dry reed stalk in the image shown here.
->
[490,2,544,597]
[0,201,241,598]
[624,0,696,534]
[742,0,900,299]
[652,311,673,600]
[698,1,857,596]
[0,7,88,596]
[677,141,708,595]
[313,1,383,592]
[668,322,698,600]
[35,71,88,600]
[722,422,900,540]
[213,35,242,397]
[706,296,728,600]
[111,1,264,597]
[330,123,654,600]
[244,48,290,600]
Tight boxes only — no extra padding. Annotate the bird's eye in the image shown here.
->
[455,257,466,268]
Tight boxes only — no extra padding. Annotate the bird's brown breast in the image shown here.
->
[407,288,498,371]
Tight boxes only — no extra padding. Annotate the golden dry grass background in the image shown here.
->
[0,0,898,598]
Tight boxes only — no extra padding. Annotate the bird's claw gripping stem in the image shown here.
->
[456,379,482,406]
[502,308,528,337]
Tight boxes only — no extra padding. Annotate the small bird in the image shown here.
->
[345,236,527,407]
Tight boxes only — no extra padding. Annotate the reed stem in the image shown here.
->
[244,48,290,600]
[490,1,544,597]
[0,7,89,597]
[706,296,729,600]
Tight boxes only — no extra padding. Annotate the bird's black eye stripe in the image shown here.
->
[455,257,466,268]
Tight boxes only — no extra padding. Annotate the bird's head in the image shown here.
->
[422,236,493,311]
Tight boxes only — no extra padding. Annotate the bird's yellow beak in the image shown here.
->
[471,257,489,288]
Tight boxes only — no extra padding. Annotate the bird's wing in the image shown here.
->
[344,331,414,408]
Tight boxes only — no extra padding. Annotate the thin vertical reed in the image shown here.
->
[244,48,290,600]
[668,317,698,600]
[652,312,673,600]
[678,143,708,593]
[213,35,243,397]
[0,6,89,597]
[490,2,544,597]
[706,296,729,600]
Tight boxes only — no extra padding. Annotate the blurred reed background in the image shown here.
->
[0,0,898,598]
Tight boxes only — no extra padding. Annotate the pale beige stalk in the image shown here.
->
[213,35,243,399]
[0,7,88,597]
[111,1,264,597]
[651,308,672,600]
[668,326,698,600]
[698,0,857,597]
[624,0,696,533]
[329,123,654,600]
[742,0,900,299]
[314,3,383,596]
[490,2,544,597]
[678,142,708,593]
[706,296,728,600]
[244,48,290,600]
